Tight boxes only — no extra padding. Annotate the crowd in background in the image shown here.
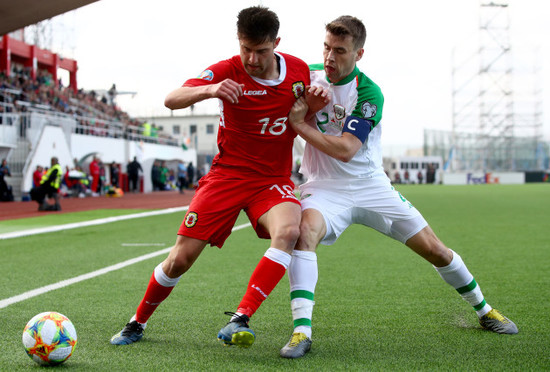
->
[0,68,138,126]
[151,160,198,193]
[0,64,195,203]
[390,164,437,185]
[0,66,175,144]
[30,156,103,199]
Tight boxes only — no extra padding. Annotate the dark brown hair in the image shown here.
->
[326,15,366,50]
[237,6,280,45]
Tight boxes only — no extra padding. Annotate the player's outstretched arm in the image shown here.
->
[164,79,244,110]
[289,97,362,163]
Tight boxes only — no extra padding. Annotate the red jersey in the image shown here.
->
[184,52,309,178]
[33,170,42,188]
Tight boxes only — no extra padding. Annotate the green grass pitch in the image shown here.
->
[0,184,549,370]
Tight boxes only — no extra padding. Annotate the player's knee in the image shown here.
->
[164,251,195,276]
[407,228,451,266]
[425,243,451,266]
[165,257,191,277]
[300,217,325,245]
[286,223,301,244]
[272,222,300,246]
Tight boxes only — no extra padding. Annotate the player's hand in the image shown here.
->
[289,97,309,129]
[210,79,244,104]
[305,85,331,114]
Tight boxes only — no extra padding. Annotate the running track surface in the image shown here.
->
[0,190,195,221]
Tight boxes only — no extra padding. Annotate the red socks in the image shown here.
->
[135,263,180,324]
[237,249,290,318]
[134,249,290,323]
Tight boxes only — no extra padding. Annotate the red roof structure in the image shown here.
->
[1,35,78,92]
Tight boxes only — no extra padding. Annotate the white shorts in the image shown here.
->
[299,173,427,245]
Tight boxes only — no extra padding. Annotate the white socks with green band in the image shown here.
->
[288,250,318,338]
[435,250,492,317]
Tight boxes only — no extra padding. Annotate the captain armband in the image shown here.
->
[342,115,373,143]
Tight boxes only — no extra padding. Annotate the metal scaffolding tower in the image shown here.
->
[449,0,543,171]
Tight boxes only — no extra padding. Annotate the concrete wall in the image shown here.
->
[22,125,196,193]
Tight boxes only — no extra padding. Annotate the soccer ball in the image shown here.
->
[22,311,78,366]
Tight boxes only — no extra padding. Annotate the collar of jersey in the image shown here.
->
[250,52,286,86]
[326,65,359,86]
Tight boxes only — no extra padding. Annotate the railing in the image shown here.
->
[1,110,180,148]
[0,113,19,144]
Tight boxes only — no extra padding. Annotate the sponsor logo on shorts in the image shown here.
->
[184,211,199,227]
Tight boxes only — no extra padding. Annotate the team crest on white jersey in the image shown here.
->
[292,81,305,98]
[198,69,214,81]
[362,101,377,118]
[333,104,346,120]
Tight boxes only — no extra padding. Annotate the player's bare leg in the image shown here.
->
[111,236,207,345]
[218,202,301,347]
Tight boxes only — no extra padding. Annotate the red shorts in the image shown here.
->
[177,171,299,248]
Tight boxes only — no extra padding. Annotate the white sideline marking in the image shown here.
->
[0,222,252,309]
[0,206,190,240]
[122,243,166,247]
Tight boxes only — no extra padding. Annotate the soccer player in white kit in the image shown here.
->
[279,15,518,359]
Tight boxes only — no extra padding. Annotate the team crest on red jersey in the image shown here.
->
[292,81,305,98]
[184,211,198,227]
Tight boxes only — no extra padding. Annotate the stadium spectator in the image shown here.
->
[177,160,187,193]
[142,122,151,138]
[127,157,142,193]
[159,161,169,190]
[0,158,14,201]
[151,160,163,191]
[89,156,101,196]
[427,164,436,184]
[110,5,327,348]
[166,168,177,190]
[393,170,401,184]
[151,123,159,138]
[186,162,195,189]
[32,165,44,188]
[280,15,518,359]
[0,104,5,125]
[110,162,120,188]
[0,158,11,177]
[98,158,106,193]
[31,156,62,211]
[404,169,410,184]
[417,170,424,184]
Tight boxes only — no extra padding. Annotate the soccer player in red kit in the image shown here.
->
[110,6,328,348]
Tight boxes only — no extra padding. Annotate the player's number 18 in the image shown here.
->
[259,117,287,135]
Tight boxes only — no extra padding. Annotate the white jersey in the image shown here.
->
[301,64,385,180]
